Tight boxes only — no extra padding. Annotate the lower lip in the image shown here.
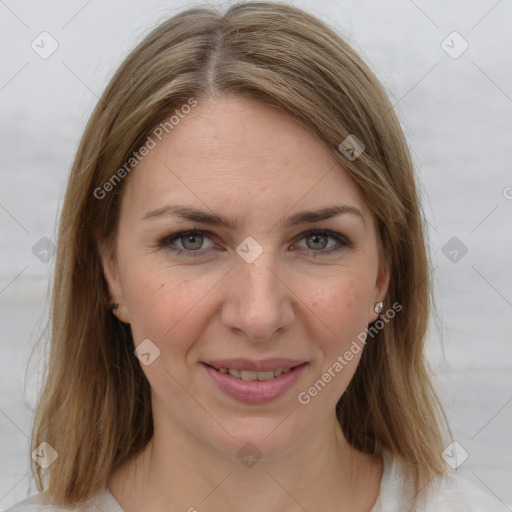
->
[202,363,308,405]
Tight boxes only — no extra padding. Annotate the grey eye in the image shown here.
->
[305,233,330,250]
[180,233,204,250]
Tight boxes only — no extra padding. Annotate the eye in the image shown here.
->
[158,228,350,258]
[158,229,215,256]
[295,229,350,256]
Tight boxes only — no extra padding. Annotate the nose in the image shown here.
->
[220,249,295,342]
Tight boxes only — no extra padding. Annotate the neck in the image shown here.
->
[108,408,382,512]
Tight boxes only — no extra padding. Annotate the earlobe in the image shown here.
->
[111,302,121,318]
[371,262,391,321]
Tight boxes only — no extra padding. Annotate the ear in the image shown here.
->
[369,261,391,323]
[98,239,129,324]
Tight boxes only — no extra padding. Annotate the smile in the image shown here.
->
[215,367,293,380]
[202,361,309,405]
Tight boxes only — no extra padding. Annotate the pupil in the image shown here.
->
[308,234,326,250]
[183,234,202,250]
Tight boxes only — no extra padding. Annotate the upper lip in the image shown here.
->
[202,358,307,372]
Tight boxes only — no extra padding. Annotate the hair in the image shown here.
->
[31,1,450,506]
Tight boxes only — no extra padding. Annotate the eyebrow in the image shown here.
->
[142,203,365,229]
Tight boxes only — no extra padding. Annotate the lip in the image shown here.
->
[201,361,309,405]
[202,358,307,372]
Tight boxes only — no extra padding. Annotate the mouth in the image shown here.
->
[205,364,297,381]
[201,360,309,405]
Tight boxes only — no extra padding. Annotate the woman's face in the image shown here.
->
[102,95,389,459]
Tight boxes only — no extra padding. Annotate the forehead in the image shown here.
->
[123,96,372,222]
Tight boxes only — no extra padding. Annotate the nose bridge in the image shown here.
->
[222,244,293,341]
[244,252,280,302]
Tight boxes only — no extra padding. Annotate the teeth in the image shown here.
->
[256,371,274,381]
[222,367,293,380]
[240,370,258,381]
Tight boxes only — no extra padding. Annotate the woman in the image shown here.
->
[8,2,507,511]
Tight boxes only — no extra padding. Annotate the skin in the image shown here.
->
[102,95,389,512]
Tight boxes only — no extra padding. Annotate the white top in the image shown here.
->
[6,450,509,511]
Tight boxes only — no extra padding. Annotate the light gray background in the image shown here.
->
[1,0,511,510]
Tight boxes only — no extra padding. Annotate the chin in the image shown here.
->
[198,414,310,463]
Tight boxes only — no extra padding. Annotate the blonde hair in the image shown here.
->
[31,1,449,506]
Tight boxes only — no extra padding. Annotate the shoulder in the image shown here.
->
[421,472,509,512]
[373,449,510,512]
[4,493,55,512]
[5,488,123,512]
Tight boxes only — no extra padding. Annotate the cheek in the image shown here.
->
[307,273,374,346]
[119,256,222,358]
[299,276,374,407]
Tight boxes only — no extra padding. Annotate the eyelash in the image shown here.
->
[157,229,350,258]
